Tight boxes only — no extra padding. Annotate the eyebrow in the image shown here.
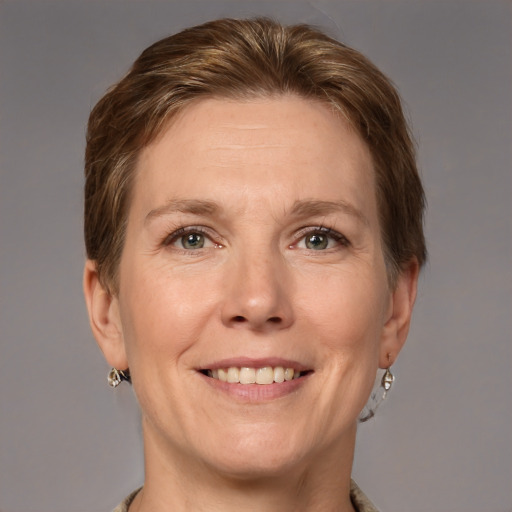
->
[290,199,369,225]
[145,198,368,225]
[145,199,219,224]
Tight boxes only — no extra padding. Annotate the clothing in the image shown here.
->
[350,480,380,512]
[112,488,139,512]
[112,480,379,512]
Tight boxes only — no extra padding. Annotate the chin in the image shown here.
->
[197,423,318,480]
[207,449,302,481]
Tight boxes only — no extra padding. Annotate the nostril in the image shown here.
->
[231,315,281,324]
[228,313,287,328]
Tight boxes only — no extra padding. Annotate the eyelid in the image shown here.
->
[161,225,219,248]
[292,226,350,249]
[159,224,348,251]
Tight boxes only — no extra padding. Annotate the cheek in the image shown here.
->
[118,264,218,363]
[293,270,387,438]
[297,267,387,350]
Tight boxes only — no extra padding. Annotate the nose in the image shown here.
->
[220,249,295,332]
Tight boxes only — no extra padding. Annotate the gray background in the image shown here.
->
[1,1,511,511]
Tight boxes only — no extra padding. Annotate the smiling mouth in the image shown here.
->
[200,366,311,385]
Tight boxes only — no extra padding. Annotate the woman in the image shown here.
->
[83,18,425,512]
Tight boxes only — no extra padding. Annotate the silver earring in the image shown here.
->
[381,367,394,392]
[107,368,131,387]
[359,366,395,422]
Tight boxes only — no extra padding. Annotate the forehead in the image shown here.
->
[132,95,377,222]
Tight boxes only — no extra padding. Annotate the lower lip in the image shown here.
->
[199,372,311,402]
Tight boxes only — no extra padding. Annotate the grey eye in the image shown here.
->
[305,233,328,250]
[181,233,205,249]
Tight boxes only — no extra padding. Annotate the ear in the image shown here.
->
[83,260,128,370]
[379,259,420,368]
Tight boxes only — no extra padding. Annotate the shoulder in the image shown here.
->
[111,488,141,512]
[350,480,380,512]
[113,483,377,512]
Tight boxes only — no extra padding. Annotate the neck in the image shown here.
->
[131,418,358,512]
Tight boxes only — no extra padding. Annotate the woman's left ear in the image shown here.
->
[379,259,420,368]
[83,260,129,370]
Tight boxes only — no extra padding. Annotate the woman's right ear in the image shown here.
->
[83,260,128,370]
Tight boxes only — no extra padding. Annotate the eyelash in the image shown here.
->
[161,226,217,249]
[293,226,350,250]
[160,225,350,251]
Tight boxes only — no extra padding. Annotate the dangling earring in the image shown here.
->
[381,367,394,393]
[359,354,395,422]
[107,368,131,388]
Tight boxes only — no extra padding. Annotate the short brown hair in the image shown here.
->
[84,17,426,294]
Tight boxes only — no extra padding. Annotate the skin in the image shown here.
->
[84,96,418,512]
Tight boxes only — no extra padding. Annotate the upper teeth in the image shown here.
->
[208,366,300,385]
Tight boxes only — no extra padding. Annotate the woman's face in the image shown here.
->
[91,96,414,477]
